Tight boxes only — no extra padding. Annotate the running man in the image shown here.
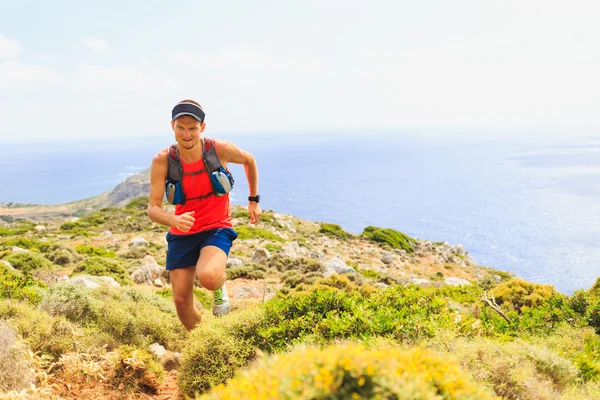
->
[148,99,262,330]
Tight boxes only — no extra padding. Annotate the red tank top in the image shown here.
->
[169,146,232,235]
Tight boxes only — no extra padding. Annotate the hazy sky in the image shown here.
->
[0,0,599,141]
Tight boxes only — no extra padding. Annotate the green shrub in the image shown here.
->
[319,223,351,239]
[0,263,45,304]
[198,343,496,400]
[72,257,134,285]
[0,222,35,237]
[91,289,187,351]
[0,238,43,250]
[123,287,177,315]
[179,307,267,396]
[479,292,583,337]
[112,345,165,394]
[39,283,100,323]
[264,244,281,253]
[75,244,116,258]
[281,270,323,288]
[587,296,600,334]
[570,289,590,315]
[268,256,323,274]
[3,252,53,276]
[362,226,415,252]
[490,278,557,312]
[259,280,452,352]
[0,321,34,392]
[47,247,77,265]
[228,264,267,280]
[589,278,600,299]
[427,337,580,399]
[358,268,381,280]
[236,226,284,242]
[0,299,76,360]
[124,196,150,210]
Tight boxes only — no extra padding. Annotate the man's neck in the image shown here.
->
[178,137,204,163]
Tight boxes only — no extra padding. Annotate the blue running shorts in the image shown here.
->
[165,227,238,271]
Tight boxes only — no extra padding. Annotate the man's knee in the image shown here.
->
[198,269,226,291]
[173,295,194,310]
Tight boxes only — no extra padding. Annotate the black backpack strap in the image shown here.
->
[203,137,223,173]
[167,144,184,182]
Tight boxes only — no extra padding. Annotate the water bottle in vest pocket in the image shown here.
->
[210,167,235,196]
[166,181,185,204]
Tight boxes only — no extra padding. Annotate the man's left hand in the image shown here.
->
[248,202,262,224]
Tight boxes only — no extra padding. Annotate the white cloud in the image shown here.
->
[0,34,21,58]
[70,63,180,92]
[82,38,109,53]
[164,47,323,73]
[0,61,60,87]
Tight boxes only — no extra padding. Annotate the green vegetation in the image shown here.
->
[0,321,34,392]
[198,343,496,400]
[319,223,352,239]
[75,244,116,258]
[227,264,267,280]
[3,252,53,276]
[357,268,381,280]
[1,199,599,399]
[72,257,134,285]
[113,345,165,394]
[0,263,45,304]
[362,225,415,252]
[236,226,285,242]
[179,308,267,396]
[264,244,281,253]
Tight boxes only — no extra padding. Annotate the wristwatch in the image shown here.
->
[248,195,260,203]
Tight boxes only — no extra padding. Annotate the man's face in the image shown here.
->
[171,115,205,150]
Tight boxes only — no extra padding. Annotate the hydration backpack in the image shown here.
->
[165,137,234,205]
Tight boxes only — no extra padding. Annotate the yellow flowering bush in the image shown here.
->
[198,343,497,399]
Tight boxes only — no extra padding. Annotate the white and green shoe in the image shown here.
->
[212,282,230,317]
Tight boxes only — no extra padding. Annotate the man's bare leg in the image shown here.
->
[197,246,229,315]
[170,265,202,331]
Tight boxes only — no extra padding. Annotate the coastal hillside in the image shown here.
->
[0,197,599,399]
[0,169,150,222]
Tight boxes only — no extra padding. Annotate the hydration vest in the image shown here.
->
[165,137,234,205]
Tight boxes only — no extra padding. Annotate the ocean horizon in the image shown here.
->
[1,130,600,294]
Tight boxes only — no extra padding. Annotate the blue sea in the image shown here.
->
[1,131,600,294]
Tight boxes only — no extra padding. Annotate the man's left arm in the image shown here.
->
[216,139,262,224]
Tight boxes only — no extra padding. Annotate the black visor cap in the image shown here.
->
[172,103,205,122]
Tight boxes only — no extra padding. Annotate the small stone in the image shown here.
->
[130,236,149,247]
[264,292,276,301]
[444,277,471,286]
[374,282,389,289]
[494,274,502,282]
[324,257,356,277]
[148,343,167,358]
[252,248,271,264]
[35,225,46,231]
[410,278,431,286]
[11,246,27,253]
[95,276,120,287]
[69,276,101,289]
[0,260,14,270]
[226,258,244,268]
[381,251,394,265]
[154,278,164,287]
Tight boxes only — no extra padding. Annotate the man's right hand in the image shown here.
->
[174,211,195,232]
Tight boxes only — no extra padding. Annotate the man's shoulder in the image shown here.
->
[152,147,169,165]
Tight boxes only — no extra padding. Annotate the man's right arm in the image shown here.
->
[147,150,196,232]
[147,151,177,227]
